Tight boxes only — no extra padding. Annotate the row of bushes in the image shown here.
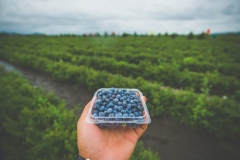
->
[0,67,160,160]
[1,36,240,89]
[70,49,240,80]
[2,53,240,139]
[69,54,240,98]
[1,36,239,80]
[12,50,239,99]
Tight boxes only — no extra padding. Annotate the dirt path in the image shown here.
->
[0,60,238,160]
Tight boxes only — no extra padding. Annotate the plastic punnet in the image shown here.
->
[85,88,151,128]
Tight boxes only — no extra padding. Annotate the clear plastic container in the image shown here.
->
[85,88,151,128]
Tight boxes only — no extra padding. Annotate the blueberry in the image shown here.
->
[94,105,100,110]
[138,111,143,116]
[117,106,123,112]
[110,87,115,92]
[134,112,139,116]
[107,108,113,113]
[120,97,124,101]
[93,113,98,117]
[125,109,131,114]
[121,109,126,114]
[133,95,138,98]
[113,110,117,114]
[113,98,119,104]
[126,91,130,95]
[132,103,137,107]
[106,104,111,108]
[127,104,132,110]
[104,111,109,116]
[109,102,114,107]
[117,102,123,106]
[114,105,118,110]
[115,112,123,119]
[93,110,98,114]
[133,99,138,103]
[102,90,106,95]
[96,99,102,105]
[116,94,121,99]
[137,105,143,110]
[123,113,129,117]
[129,113,135,118]
[109,113,115,117]
[99,112,105,117]
[100,106,105,112]
[123,101,127,107]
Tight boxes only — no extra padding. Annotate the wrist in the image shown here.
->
[76,154,90,160]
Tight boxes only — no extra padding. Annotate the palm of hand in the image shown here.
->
[77,99,147,160]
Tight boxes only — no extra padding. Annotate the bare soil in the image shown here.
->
[0,60,239,160]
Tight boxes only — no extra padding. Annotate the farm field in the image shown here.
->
[0,66,160,160]
[0,33,240,159]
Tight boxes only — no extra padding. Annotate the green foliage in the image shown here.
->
[198,32,207,39]
[164,32,168,37]
[122,32,131,37]
[171,33,178,38]
[0,68,78,159]
[95,32,101,37]
[0,34,240,139]
[134,32,138,37]
[187,32,194,39]
[131,141,160,160]
[0,68,159,160]
[104,32,108,37]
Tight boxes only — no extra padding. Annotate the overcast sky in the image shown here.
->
[0,0,239,34]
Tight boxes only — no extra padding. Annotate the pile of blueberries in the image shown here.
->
[91,88,144,128]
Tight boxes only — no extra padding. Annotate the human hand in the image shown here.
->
[77,96,148,160]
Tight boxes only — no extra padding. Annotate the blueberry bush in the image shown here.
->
[0,34,240,140]
[0,67,160,160]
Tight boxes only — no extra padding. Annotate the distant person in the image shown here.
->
[76,96,148,160]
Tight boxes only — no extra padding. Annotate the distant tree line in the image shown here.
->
[1,32,239,39]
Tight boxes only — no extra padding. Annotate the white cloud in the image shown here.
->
[0,0,239,34]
